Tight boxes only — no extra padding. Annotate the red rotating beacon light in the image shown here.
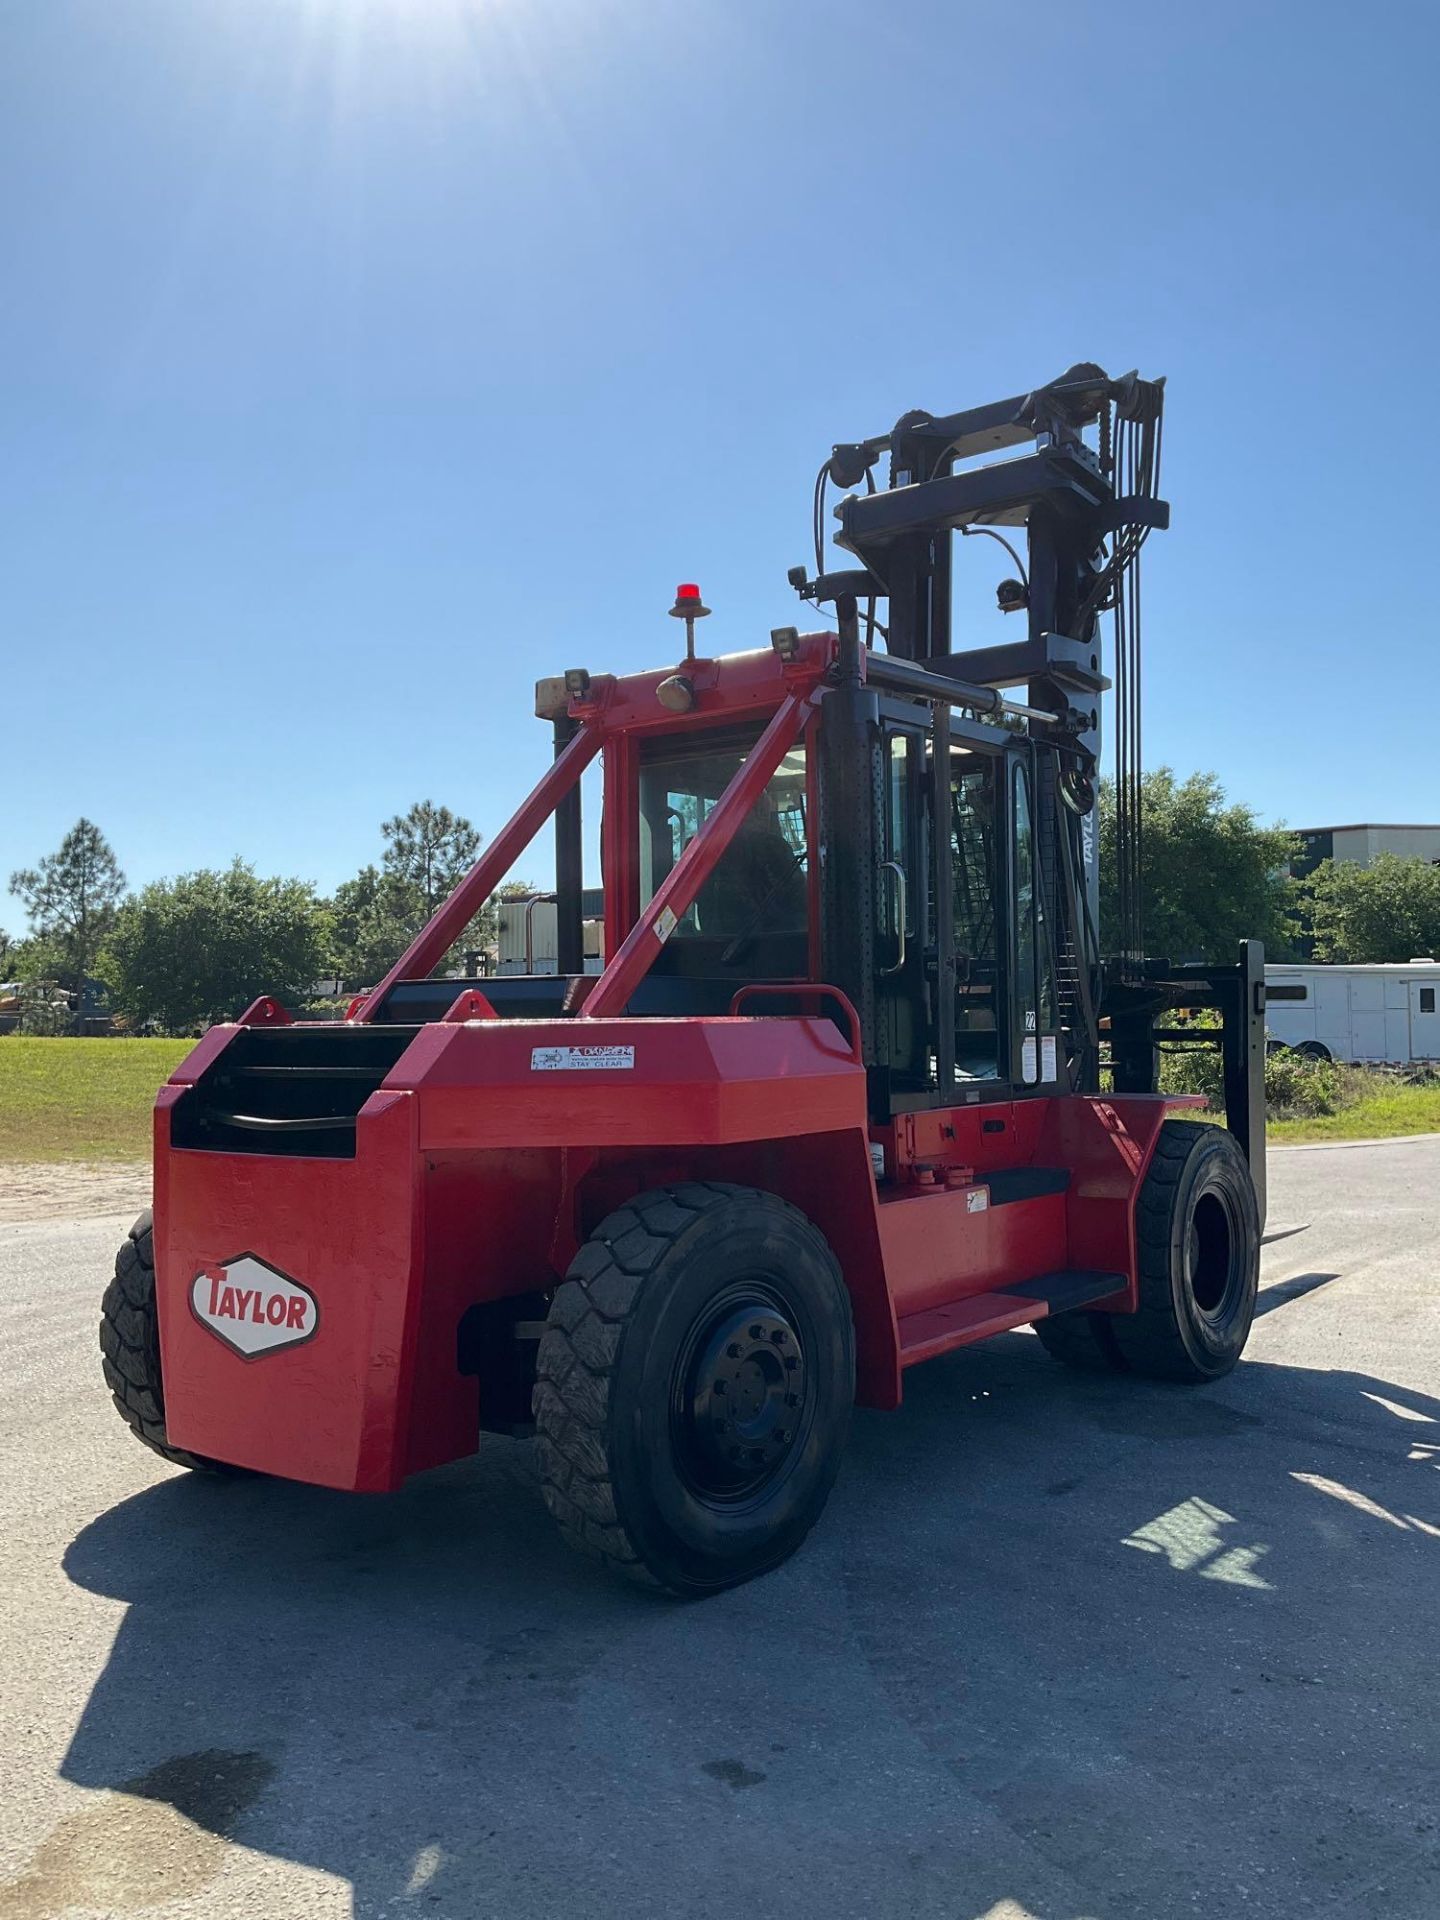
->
[668,581,711,661]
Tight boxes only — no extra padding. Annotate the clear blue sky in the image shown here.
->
[4,0,1437,917]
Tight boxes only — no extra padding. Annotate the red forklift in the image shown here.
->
[102,364,1265,1594]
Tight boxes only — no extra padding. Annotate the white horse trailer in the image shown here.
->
[1265,961,1440,1064]
[496,893,604,976]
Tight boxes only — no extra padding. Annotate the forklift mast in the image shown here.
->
[800,363,1163,949]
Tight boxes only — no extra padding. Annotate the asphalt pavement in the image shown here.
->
[2,1138,1437,1920]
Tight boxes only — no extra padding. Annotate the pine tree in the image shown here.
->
[9,819,127,995]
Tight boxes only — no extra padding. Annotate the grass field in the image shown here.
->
[1269,1081,1440,1144]
[3,1035,1440,1162]
[0,1037,191,1162]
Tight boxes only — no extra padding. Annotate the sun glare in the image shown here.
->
[286,0,580,119]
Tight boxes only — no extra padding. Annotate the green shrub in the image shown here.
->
[16,982,72,1037]
[294,995,352,1022]
[1158,1039,1224,1106]
[1158,1012,1345,1120]
[1264,1049,1341,1117]
[1158,1008,1223,1106]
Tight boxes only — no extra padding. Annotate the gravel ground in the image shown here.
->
[0,1163,151,1226]
[1,1139,1437,1920]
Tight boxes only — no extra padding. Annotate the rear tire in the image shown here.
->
[1035,1120,1260,1384]
[533,1182,854,1595]
[1032,1306,1125,1373]
[1297,1041,1332,1063]
[101,1211,226,1471]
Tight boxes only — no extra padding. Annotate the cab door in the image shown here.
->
[1008,754,1060,1091]
[874,716,1015,1101]
[948,747,1003,1084]
[822,700,1057,1113]
[875,722,931,1093]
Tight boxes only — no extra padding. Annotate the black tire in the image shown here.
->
[1035,1120,1260,1384]
[1032,1305,1125,1373]
[100,1210,225,1471]
[533,1182,854,1596]
[1297,1041,1332,1064]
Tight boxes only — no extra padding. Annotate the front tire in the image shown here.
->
[1035,1120,1260,1383]
[533,1183,854,1595]
[101,1211,225,1471]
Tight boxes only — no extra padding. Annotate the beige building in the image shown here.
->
[1293,823,1440,878]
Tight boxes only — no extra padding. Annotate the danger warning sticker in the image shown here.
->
[190,1255,319,1359]
[530,1045,636,1072]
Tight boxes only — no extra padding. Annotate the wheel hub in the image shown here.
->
[674,1294,808,1501]
[1186,1190,1235,1317]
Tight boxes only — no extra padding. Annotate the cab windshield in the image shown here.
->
[638,727,809,968]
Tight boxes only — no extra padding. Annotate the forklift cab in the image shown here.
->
[617,687,1059,1126]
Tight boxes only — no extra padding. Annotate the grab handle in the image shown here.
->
[879,860,907,976]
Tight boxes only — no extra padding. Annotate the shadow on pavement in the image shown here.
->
[1253,1268,1343,1315]
[42,1327,1440,1920]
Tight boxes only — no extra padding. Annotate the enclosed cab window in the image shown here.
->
[886,733,918,940]
[638,730,808,964]
[1422,987,1437,1014]
[950,750,1000,1078]
[1013,763,1055,1084]
[1267,982,1309,1002]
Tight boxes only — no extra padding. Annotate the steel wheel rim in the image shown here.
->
[669,1280,812,1508]
[1187,1188,1240,1320]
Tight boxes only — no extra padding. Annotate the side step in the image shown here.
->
[897,1269,1126,1369]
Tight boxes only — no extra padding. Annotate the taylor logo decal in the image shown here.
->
[191,1255,319,1358]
